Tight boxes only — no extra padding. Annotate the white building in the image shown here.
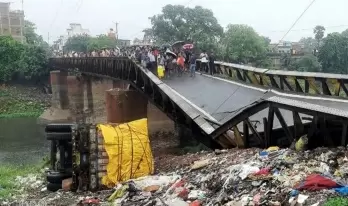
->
[54,23,90,53]
[66,23,90,37]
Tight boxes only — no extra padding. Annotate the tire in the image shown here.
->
[47,171,72,184]
[47,182,62,192]
[46,132,72,141]
[45,124,73,133]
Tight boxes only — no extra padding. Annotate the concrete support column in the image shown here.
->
[112,80,129,89]
[105,89,147,123]
[50,70,69,109]
[50,71,61,109]
[84,77,94,114]
[67,76,84,122]
[59,70,69,109]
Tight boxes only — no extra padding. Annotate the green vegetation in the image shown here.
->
[148,5,223,53]
[0,88,46,119]
[324,197,348,206]
[63,34,118,53]
[0,156,49,199]
[0,20,49,83]
[0,163,43,199]
[145,5,278,67]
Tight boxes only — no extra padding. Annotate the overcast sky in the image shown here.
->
[9,0,348,43]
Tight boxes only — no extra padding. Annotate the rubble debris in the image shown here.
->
[4,147,348,205]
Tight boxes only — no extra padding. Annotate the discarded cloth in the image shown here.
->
[295,174,339,191]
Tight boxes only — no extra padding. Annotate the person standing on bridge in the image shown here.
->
[189,53,197,78]
[148,51,157,76]
[209,52,216,75]
[200,51,209,74]
[177,53,185,77]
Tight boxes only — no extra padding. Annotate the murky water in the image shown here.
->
[0,117,49,165]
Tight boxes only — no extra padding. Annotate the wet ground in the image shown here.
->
[0,117,49,165]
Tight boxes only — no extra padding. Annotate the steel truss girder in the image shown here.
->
[196,60,348,98]
[211,99,348,148]
[49,57,221,149]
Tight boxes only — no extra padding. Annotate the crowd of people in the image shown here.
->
[133,46,217,79]
[57,45,218,79]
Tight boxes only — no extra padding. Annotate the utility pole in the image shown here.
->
[115,22,118,40]
[20,0,24,43]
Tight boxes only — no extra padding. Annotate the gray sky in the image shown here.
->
[10,0,348,43]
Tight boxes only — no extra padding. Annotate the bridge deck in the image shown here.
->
[164,73,348,131]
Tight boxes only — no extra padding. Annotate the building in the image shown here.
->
[277,41,292,54]
[291,42,305,55]
[107,28,117,39]
[0,2,24,42]
[117,39,131,47]
[66,23,90,37]
[106,28,130,47]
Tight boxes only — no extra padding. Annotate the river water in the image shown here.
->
[0,117,49,166]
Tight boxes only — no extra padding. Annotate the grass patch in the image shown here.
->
[0,164,42,199]
[0,88,45,119]
[324,197,348,206]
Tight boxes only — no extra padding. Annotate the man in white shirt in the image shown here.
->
[148,51,157,75]
[200,51,209,73]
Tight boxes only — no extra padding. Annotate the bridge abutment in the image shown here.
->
[105,89,147,123]
[50,70,69,110]
[67,76,84,122]
[44,72,176,137]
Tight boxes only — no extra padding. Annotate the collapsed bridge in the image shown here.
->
[48,57,348,149]
[45,56,348,191]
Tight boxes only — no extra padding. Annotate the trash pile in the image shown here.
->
[4,147,348,206]
[100,147,348,206]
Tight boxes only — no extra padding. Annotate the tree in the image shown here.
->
[148,4,223,49]
[64,34,118,53]
[299,37,316,54]
[64,34,90,53]
[142,28,154,43]
[220,24,270,67]
[313,25,325,48]
[341,29,348,37]
[87,34,117,51]
[24,20,46,46]
[289,54,320,72]
[0,36,48,82]
[0,20,50,82]
[280,53,292,69]
[0,36,24,81]
[18,45,48,79]
[318,32,348,74]
[262,36,271,45]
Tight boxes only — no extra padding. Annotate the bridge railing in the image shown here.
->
[196,60,348,98]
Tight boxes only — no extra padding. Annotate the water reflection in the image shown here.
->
[0,117,49,165]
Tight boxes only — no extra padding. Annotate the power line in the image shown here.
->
[268,24,348,33]
[49,0,63,29]
[76,0,83,13]
[276,0,317,44]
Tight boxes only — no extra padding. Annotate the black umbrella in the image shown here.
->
[165,49,177,58]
